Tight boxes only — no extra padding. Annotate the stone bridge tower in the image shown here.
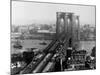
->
[56,12,80,49]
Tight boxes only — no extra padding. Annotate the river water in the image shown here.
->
[11,39,52,54]
[11,40,96,55]
[78,41,96,55]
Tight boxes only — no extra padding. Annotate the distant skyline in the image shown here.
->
[12,1,95,26]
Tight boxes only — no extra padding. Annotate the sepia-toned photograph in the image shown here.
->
[11,0,96,75]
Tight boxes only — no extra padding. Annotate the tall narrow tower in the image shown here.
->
[56,12,80,49]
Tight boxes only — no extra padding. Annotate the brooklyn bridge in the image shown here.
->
[11,12,96,75]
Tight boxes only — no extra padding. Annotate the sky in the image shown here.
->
[12,1,95,26]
